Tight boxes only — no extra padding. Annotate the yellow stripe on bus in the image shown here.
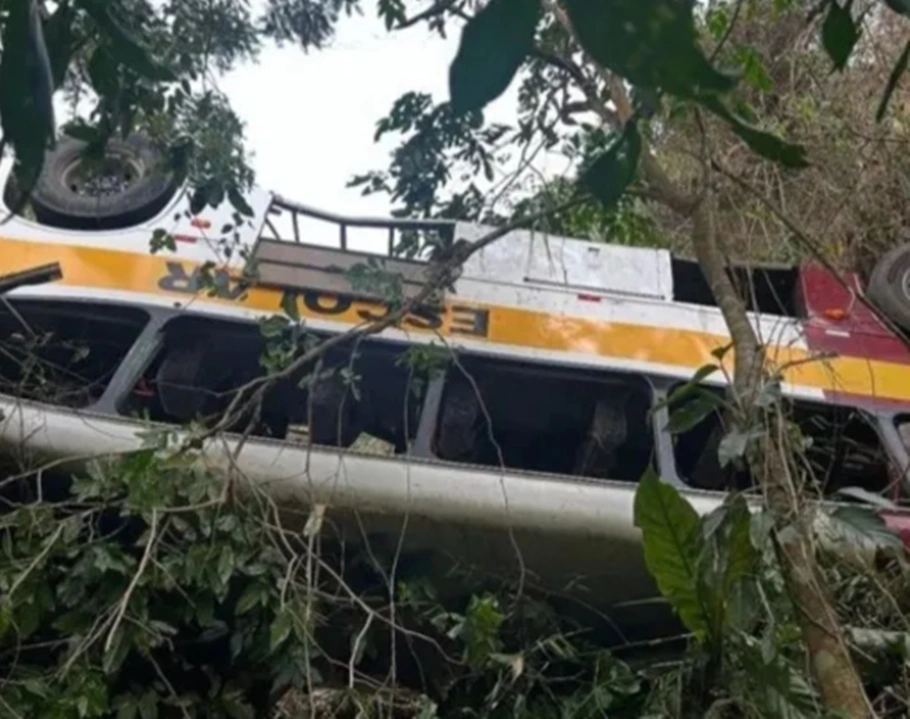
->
[1,237,907,404]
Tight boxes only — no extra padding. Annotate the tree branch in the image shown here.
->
[194,197,586,443]
[544,0,696,215]
[708,0,746,63]
[395,0,460,29]
[531,49,596,98]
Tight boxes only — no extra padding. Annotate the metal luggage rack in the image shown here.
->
[262,195,455,261]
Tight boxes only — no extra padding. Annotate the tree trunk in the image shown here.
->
[759,418,874,719]
[547,7,874,714]
[687,191,873,719]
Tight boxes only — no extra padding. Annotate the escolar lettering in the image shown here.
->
[451,305,489,337]
[158,261,246,301]
[302,291,352,315]
[156,263,490,338]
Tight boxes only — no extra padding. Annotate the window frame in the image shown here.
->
[657,375,910,500]
[419,350,670,482]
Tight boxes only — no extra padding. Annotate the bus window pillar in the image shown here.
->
[650,386,685,487]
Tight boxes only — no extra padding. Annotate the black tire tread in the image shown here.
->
[866,243,910,331]
[29,135,180,230]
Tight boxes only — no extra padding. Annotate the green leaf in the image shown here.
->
[168,137,194,176]
[0,0,56,192]
[698,497,758,642]
[235,583,263,615]
[883,0,910,16]
[705,5,731,41]
[137,691,158,719]
[633,469,708,637]
[461,594,504,668]
[228,186,255,217]
[269,610,293,651]
[581,121,642,208]
[115,696,139,719]
[281,292,301,322]
[448,0,542,115]
[665,392,721,434]
[725,576,761,632]
[222,692,255,719]
[701,95,808,168]
[87,46,120,98]
[562,0,735,99]
[876,39,910,123]
[217,545,235,586]
[0,602,11,640]
[656,365,720,411]
[379,0,407,29]
[735,45,773,92]
[828,506,904,551]
[103,626,131,675]
[77,0,175,81]
[718,428,761,467]
[43,1,78,89]
[64,123,102,144]
[822,0,859,71]
[835,486,896,508]
[737,633,817,719]
[754,377,782,409]
[207,181,226,208]
[150,228,176,254]
[711,342,733,361]
[261,314,290,338]
[190,186,209,215]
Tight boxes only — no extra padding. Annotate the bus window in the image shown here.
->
[669,386,896,498]
[0,300,148,408]
[668,386,752,491]
[792,402,894,498]
[431,356,654,482]
[122,315,427,451]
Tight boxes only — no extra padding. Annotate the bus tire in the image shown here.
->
[29,135,180,230]
[867,243,910,331]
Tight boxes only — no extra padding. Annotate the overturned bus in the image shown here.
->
[2,135,910,640]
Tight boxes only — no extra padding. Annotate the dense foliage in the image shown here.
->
[2,419,909,718]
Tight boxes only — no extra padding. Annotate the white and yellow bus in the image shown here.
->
[2,135,909,637]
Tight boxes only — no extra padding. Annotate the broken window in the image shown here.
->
[793,403,896,498]
[0,300,148,408]
[670,385,897,499]
[124,315,429,452]
[431,356,654,481]
[667,385,753,491]
[671,257,801,317]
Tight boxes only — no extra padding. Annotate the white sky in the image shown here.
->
[218,9,570,217]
